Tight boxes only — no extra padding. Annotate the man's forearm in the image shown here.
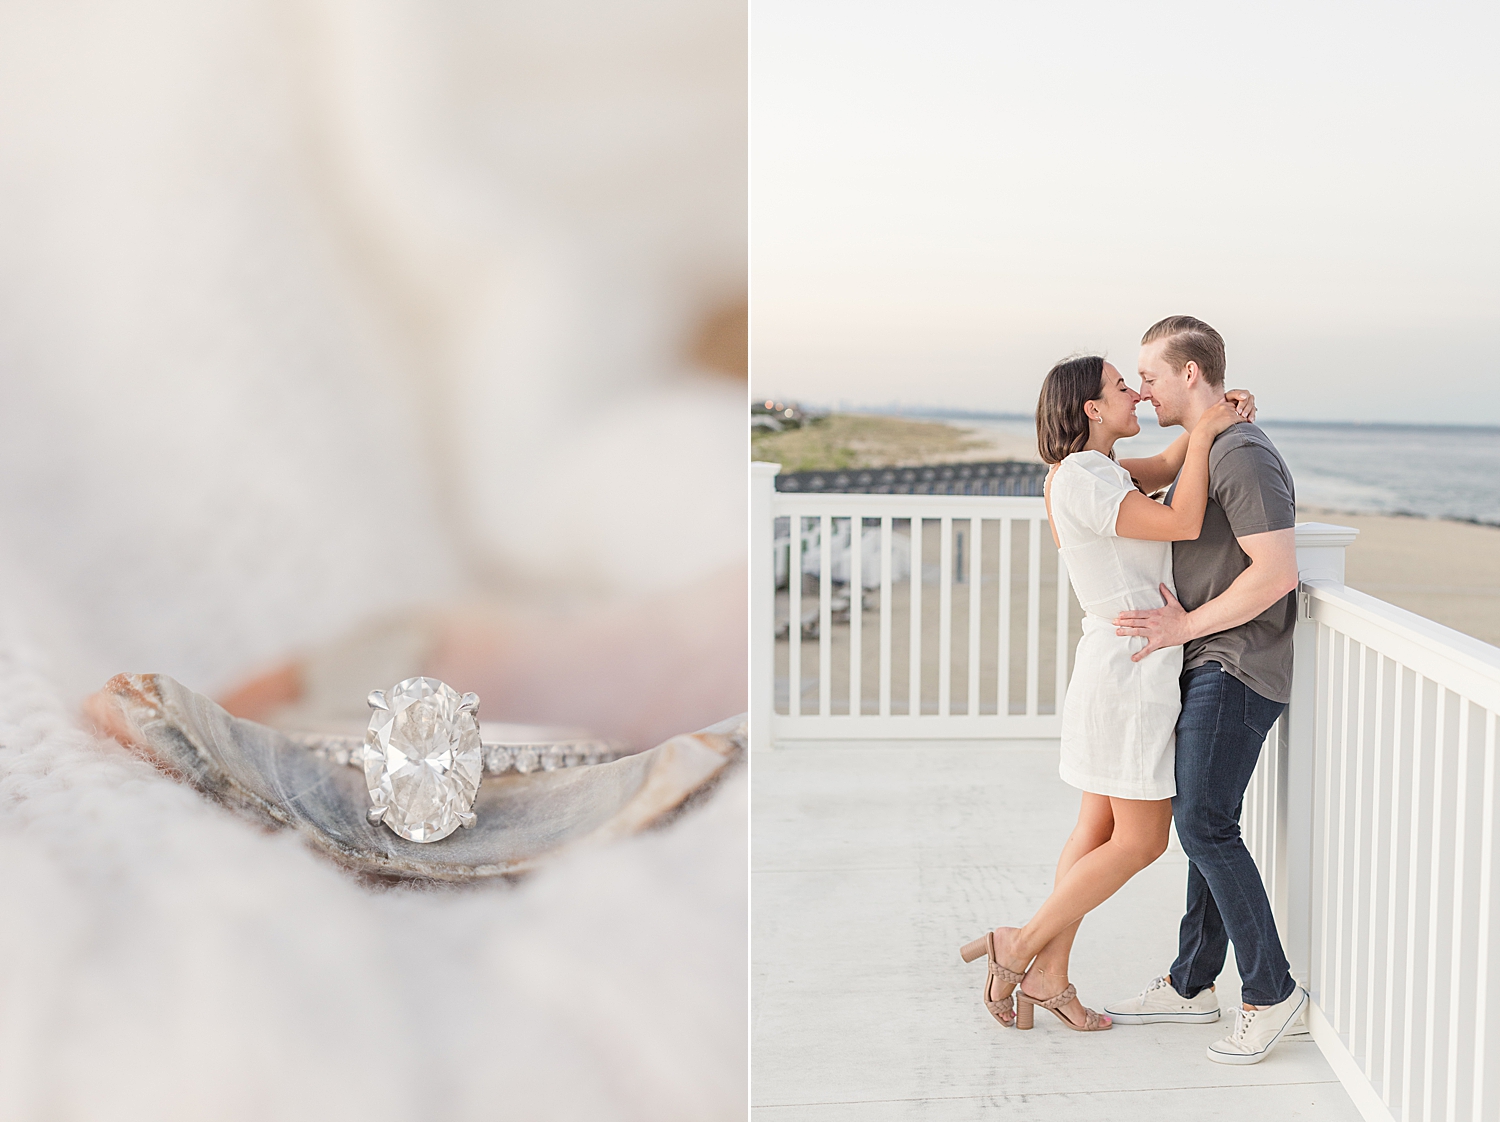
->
[1183,562,1299,641]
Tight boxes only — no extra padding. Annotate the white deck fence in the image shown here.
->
[750,463,1074,743]
[750,460,1500,1122]
[1244,541,1500,1122]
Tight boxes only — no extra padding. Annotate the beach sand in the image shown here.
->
[1300,508,1500,649]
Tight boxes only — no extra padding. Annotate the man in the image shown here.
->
[1105,315,1306,1065]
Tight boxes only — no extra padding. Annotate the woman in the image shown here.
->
[959,355,1251,1032]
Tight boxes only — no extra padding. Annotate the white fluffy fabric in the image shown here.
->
[0,619,746,1120]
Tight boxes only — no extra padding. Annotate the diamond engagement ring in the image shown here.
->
[288,676,622,843]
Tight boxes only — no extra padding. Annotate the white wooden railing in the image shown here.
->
[752,462,1500,1119]
[1244,527,1500,1122]
[750,462,1072,747]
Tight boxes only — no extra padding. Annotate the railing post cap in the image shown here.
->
[1294,521,1360,547]
[752,461,782,478]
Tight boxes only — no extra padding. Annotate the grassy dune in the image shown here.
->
[750,413,993,473]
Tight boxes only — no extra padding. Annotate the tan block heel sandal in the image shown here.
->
[960,931,1024,1028]
[1015,980,1112,1032]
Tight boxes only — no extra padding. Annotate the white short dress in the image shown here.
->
[1049,451,1183,800]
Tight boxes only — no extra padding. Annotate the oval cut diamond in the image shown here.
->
[363,677,482,842]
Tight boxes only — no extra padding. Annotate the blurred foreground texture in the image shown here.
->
[0,2,746,1118]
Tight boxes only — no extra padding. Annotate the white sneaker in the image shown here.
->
[1105,975,1220,1024]
[1206,987,1308,1065]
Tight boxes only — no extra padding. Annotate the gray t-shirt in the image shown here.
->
[1165,423,1297,703]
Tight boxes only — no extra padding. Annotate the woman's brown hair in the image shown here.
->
[1035,355,1105,465]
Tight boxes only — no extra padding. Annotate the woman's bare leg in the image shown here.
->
[1028,793,1116,977]
[992,795,1172,977]
[984,794,1114,1011]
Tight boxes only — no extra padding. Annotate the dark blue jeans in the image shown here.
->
[1170,663,1296,1007]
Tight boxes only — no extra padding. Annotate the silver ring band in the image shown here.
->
[285,731,624,777]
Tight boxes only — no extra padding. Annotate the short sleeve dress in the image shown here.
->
[1048,451,1183,800]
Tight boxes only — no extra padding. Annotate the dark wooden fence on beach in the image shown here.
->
[774,460,1047,496]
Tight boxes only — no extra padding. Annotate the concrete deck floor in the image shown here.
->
[752,742,1362,1120]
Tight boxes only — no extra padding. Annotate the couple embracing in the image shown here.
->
[961,315,1307,1065]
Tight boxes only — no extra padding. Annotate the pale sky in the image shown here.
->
[750,1,1500,424]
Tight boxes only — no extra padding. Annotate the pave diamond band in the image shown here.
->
[288,732,622,776]
[284,676,621,844]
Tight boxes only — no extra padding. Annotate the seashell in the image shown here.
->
[86,673,743,884]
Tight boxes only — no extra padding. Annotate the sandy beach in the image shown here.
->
[1299,507,1500,648]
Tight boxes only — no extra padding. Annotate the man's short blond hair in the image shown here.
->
[1141,315,1225,388]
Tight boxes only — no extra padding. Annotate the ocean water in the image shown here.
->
[957,415,1500,526]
